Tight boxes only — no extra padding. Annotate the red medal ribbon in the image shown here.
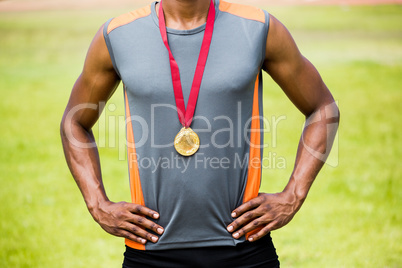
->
[159,0,215,128]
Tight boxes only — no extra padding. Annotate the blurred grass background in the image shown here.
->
[0,2,401,267]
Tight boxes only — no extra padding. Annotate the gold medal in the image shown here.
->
[174,127,200,156]
[159,0,214,157]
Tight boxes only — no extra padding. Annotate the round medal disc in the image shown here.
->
[174,127,200,156]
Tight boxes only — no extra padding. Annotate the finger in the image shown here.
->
[126,203,160,219]
[248,223,275,242]
[230,217,266,239]
[124,223,160,243]
[129,214,164,235]
[231,196,264,218]
[119,229,147,245]
[227,210,261,233]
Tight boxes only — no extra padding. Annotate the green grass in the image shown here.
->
[0,4,401,267]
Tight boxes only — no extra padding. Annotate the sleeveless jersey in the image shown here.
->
[104,0,270,250]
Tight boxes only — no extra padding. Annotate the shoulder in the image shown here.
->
[106,5,152,34]
[218,0,267,24]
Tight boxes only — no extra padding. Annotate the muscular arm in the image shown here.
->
[60,25,163,245]
[227,15,340,241]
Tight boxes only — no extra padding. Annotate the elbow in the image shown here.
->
[332,102,340,127]
[322,100,340,125]
[60,110,94,149]
[60,111,75,142]
[59,111,77,144]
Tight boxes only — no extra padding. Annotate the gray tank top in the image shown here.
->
[104,0,270,250]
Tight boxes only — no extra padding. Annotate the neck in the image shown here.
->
[157,0,212,30]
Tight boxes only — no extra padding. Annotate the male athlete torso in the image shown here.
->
[104,0,268,251]
[61,0,338,266]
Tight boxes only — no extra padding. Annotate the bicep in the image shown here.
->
[263,15,334,117]
[64,24,120,130]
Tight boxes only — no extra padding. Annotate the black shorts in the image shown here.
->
[122,234,280,268]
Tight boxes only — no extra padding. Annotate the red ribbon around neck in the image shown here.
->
[158,0,215,128]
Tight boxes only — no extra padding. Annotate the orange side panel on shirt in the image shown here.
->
[243,74,262,204]
[107,5,152,34]
[219,1,265,24]
[243,75,262,239]
[124,90,146,250]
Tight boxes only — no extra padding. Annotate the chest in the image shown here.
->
[112,24,263,102]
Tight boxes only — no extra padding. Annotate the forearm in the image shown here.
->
[60,119,109,215]
[283,102,339,208]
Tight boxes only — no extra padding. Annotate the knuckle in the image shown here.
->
[115,211,123,218]
[145,233,153,240]
[128,234,136,240]
[263,204,272,211]
[124,232,137,241]
[116,221,125,229]
[113,228,122,236]
[117,230,125,237]
[244,212,253,220]
[135,205,142,214]
[136,217,144,224]
[248,200,256,207]
[253,220,260,227]
[116,210,128,219]
[120,230,130,239]
[131,226,139,233]
[147,209,155,216]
